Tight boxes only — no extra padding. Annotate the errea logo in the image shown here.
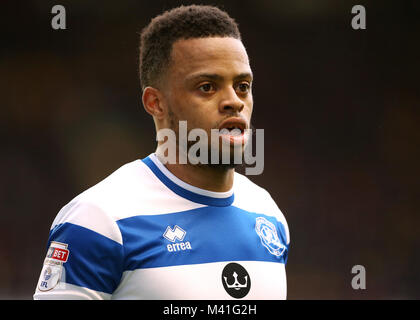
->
[163,225,186,242]
[163,225,192,252]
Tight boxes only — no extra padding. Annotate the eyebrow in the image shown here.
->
[185,72,253,83]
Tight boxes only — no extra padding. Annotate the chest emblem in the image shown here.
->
[163,225,192,252]
[255,217,286,257]
[222,263,251,299]
[163,225,186,242]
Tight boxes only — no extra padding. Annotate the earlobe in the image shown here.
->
[142,87,166,119]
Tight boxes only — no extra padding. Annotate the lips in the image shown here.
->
[218,118,247,133]
[217,117,248,145]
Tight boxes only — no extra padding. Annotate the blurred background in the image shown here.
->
[1,0,419,299]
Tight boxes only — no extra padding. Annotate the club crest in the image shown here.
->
[255,217,286,257]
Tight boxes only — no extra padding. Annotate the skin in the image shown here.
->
[142,37,253,192]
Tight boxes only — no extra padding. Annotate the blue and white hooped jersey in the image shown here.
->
[34,153,290,300]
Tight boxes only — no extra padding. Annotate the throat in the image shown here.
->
[164,161,234,193]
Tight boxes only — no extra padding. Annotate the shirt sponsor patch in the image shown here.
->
[46,242,69,263]
[37,241,69,292]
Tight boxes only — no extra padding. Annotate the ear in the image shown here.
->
[142,86,166,120]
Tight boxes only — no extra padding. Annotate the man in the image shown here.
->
[34,4,290,300]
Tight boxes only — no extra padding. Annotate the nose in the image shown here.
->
[218,87,244,114]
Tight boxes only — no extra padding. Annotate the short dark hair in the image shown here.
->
[139,5,241,90]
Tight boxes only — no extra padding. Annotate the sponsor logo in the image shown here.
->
[221,263,251,299]
[163,225,186,242]
[255,217,286,257]
[47,246,69,262]
[163,225,192,252]
[38,241,69,292]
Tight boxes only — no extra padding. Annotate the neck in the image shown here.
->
[155,148,234,192]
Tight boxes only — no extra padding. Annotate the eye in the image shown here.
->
[236,82,250,94]
[198,83,215,93]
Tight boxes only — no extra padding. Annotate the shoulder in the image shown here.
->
[233,172,290,245]
[232,172,280,213]
[51,198,123,245]
[51,159,151,244]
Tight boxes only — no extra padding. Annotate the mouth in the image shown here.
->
[218,118,247,133]
[218,118,248,144]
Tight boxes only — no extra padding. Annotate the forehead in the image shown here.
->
[169,37,251,80]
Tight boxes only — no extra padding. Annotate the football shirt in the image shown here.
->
[34,153,290,299]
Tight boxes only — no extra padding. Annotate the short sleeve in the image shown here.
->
[34,201,124,300]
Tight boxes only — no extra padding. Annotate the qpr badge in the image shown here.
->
[255,217,286,257]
